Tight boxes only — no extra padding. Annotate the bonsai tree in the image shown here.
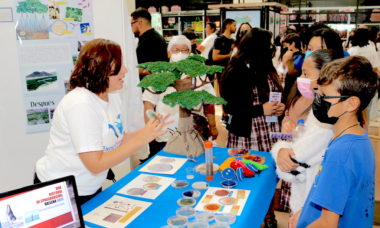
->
[138,55,226,159]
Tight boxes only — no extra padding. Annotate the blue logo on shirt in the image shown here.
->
[108,114,124,138]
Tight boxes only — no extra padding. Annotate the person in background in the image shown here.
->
[141,35,218,163]
[131,7,168,80]
[368,26,379,51]
[299,22,329,53]
[347,28,380,69]
[183,28,201,54]
[197,22,217,59]
[307,28,345,60]
[271,50,334,218]
[235,23,252,45]
[280,33,304,102]
[34,39,171,205]
[211,18,236,69]
[220,28,285,228]
[231,22,252,57]
[294,56,377,228]
[212,18,236,124]
[348,28,380,122]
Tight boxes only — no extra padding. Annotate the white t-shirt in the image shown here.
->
[200,33,217,59]
[36,87,124,196]
[142,75,215,142]
[348,44,380,69]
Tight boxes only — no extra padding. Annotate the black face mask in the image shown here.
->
[312,93,349,125]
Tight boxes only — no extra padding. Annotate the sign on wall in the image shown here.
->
[14,0,94,133]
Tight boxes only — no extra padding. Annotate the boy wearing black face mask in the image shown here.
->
[292,56,378,228]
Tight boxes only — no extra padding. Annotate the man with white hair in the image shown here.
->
[141,35,218,162]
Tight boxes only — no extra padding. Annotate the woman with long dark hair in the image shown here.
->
[220,28,285,227]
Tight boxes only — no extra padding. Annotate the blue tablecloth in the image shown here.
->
[82,147,277,228]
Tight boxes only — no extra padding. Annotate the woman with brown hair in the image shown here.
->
[34,38,170,205]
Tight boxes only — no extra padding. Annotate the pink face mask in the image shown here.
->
[297,77,315,98]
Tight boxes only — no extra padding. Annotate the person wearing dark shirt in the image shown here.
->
[211,18,236,124]
[131,8,168,79]
[212,18,236,68]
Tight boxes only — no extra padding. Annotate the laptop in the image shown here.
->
[0,175,84,228]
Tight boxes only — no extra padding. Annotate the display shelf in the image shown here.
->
[282,6,380,41]
[161,9,221,41]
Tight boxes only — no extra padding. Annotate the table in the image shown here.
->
[82,147,277,227]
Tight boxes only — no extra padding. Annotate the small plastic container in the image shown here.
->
[182,190,201,199]
[187,221,209,228]
[192,181,209,190]
[172,180,189,189]
[167,216,188,227]
[177,197,196,207]
[204,141,214,181]
[214,214,236,225]
[220,168,237,189]
[195,211,214,222]
[220,180,237,188]
[186,167,195,179]
[176,206,196,218]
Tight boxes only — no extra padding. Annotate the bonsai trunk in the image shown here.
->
[163,77,205,159]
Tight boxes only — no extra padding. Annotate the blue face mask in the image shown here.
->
[305,50,314,59]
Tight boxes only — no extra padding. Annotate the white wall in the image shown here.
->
[0,0,133,193]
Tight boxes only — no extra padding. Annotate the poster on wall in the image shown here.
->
[14,0,94,133]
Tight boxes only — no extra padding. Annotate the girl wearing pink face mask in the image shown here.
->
[270,50,335,220]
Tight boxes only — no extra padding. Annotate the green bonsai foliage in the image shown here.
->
[17,0,48,13]
[138,72,177,92]
[164,90,227,110]
[175,59,223,77]
[139,61,179,75]
[138,55,226,110]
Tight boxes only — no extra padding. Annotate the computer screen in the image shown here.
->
[0,175,84,228]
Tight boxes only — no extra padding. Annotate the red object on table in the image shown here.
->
[230,159,255,178]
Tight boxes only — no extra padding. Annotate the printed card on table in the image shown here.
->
[84,195,151,228]
[139,155,187,175]
[194,187,251,216]
[266,92,282,123]
[117,174,175,200]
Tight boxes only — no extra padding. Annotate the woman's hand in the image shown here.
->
[288,209,302,228]
[263,102,285,116]
[263,101,279,116]
[273,102,285,116]
[277,148,299,172]
[143,113,173,143]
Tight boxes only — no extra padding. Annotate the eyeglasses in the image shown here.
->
[171,48,190,54]
[314,92,349,103]
[131,21,138,25]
